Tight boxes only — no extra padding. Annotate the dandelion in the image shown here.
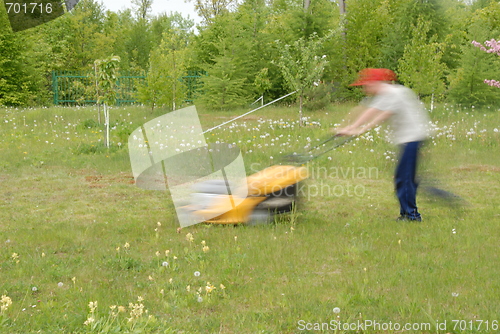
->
[57,282,64,288]
[110,305,118,317]
[11,253,20,263]
[31,286,38,292]
[89,301,98,313]
[0,295,13,313]
[162,261,169,267]
[205,282,216,294]
[452,292,459,297]
[128,301,145,321]
[194,271,201,277]
[333,307,341,314]
[197,296,203,303]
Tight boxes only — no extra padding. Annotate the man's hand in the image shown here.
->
[334,126,362,136]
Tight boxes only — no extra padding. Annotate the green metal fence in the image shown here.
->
[52,70,205,105]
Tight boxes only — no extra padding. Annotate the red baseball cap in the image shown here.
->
[350,68,397,86]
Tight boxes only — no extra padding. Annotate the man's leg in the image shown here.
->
[395,141,421,220]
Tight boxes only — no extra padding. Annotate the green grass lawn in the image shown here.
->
[0,103,499,333]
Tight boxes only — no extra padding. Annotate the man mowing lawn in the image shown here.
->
[336,68,431,222]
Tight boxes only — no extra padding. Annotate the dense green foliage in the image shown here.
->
[1,0,500,108]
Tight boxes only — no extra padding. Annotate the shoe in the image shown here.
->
[396,215,422,222]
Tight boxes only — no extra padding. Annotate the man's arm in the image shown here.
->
[336,108,392,136]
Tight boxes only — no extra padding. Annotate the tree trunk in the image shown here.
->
[172,51,176,111]
[299,93,304,127]
[97,104,101,124]
[94,63,101,124]
[338,0,346,15]
[104,104,110,148]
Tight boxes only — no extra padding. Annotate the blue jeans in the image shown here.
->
[395,141,422,220]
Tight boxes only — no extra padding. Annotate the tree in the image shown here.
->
[397,17,447,101]
[379,0,448,71]
[126,19,153,71]
[64,0,113,69]
[137,30,189,112]
[447,1,500,106]
[274,31,331,125]
[472,39,500,88]
[197,51,250,110]
[95,56,121,148]
[132,0,153,20]
[136,51,169,112]
[161,32,189,111]
[334,0,390,99]
[262,0,339,98]
[0,13,46,105]
[151,13,194,47]
[191,10,260,108]
[187,0,238,23]
[253,68,272,102]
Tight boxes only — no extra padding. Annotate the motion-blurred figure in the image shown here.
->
[336,68,431,221]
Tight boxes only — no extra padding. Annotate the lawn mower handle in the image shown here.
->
[281,134,354,164]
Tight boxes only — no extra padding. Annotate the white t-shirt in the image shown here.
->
[368,83,430,145]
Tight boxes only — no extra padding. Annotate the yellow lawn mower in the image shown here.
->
[178,135,353,226]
